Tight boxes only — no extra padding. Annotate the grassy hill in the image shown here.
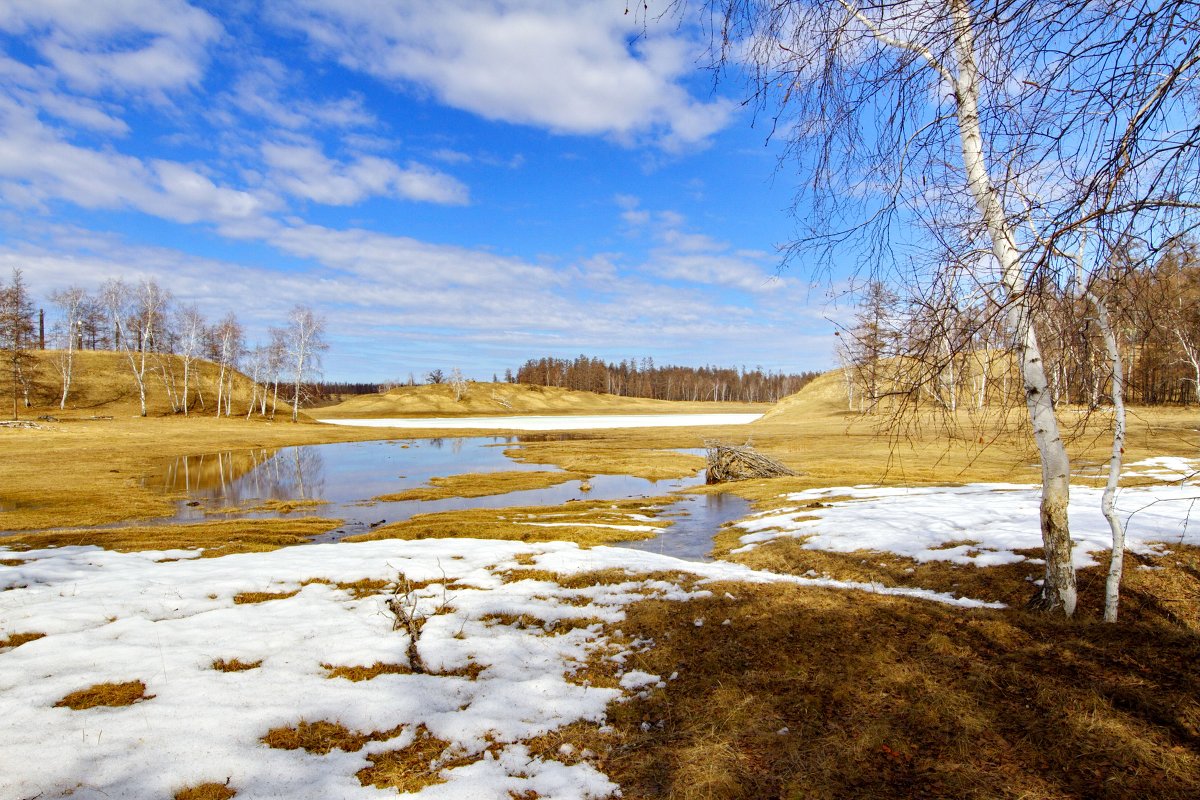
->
[3,349,263,419]
[317,381,769,418]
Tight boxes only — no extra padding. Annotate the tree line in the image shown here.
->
[0,269,327,422]
[839,242,1200,413]
[512,355,819,403]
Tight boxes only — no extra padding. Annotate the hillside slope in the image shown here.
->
[755,369,850,424]
[318,382,769,418]
[4,350,262,419]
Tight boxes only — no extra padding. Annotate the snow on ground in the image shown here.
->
[316,413,762,431]
[735,478,1200,567]
[0,538,995,800]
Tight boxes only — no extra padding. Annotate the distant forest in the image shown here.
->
[511,356,819,403]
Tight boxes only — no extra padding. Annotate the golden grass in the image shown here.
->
[261,719,404,754]
[505,441,705,481]
[246,498,329,514]
[173,782,236,800]
[0,558,26,566]
[0,631,45,649]
[376,470,590,501]
[54,680,152,710]
[355,726,459,794]
[211,658,262,672]
[323,662,413,681]
[343,497,672,546]
[299,577,390,599]
[0,517,343,557]
[318,381,768,419]
[233,589,299,604]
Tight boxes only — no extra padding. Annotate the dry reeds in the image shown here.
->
[704,441,798,484]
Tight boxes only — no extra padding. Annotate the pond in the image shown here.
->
[147,437,750,559]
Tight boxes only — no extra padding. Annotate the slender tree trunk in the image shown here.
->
[1088,292,1127,622]
[182,357,190,416]
[59,336,74,410]
[950,0,1075,615]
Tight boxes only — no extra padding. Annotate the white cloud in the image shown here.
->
[223,58,376,131]
[0,0,222,95]
[267,0,736,149]
[0,97,269,224]
[261,143,469,206]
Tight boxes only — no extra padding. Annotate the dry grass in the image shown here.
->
[0,631,45,649]
[211,658,262,672]
[246,498,329,514]
[173,782,236,800]
[54,680,153,710]
[344,497,673,546]
[376,470,590,501]
[299,577,391,599]
[323,662,413,681]
[0,558,26,566]
[595,579,1200,800]
[1,517,343,557]
[318,381,767,419]
[505,441,705,481]
[233,589,299,604]
[355,726,462,794]
[262,719,404,754]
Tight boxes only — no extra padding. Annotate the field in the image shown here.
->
[2,353,1199,799]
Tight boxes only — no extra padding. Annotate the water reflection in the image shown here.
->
[155,447,327,505]
[144,436,745,559]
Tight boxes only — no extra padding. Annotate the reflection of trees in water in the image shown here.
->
[161,446,326,505]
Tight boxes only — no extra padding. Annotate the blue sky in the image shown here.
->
[0,0,845,382]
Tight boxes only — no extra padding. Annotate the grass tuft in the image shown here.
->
[0,631,45,650]
[54,680,153,710]
[323,662,412,681]
[174,782,236,800]
[211,657,262,672]
[261,719,403,755]
[232,589,299,604]
[356,726,461,793]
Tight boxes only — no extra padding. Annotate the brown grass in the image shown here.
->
[356,726,461,793]
[174,782,236,800]
[246,498,329,514]
[1,517,343,557]
[233,589,299,604]
[262,719,404,754]
[344,497,672,547]
[0,558,26,566]
[54,680,153,710]
[0,631,45,649]
[299,577,390,599]
[318,381,767,420]
[323,662,413,681]
[211,658,262,672]
[593,579,1200,800]
[376,470,590,501]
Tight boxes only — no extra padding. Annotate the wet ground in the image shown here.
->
[145,437,750,559]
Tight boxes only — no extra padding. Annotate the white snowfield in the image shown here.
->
[735,460,1200,568]
[0,538,995,800]
[316,413,763,430]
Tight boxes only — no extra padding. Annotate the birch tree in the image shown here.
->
[176,304,205,415]
[49,286,87,410]
[286,305,327,423]
[692,0,1200,616]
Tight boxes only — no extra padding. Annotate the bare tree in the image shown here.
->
[0,268,36,419]
[692,0,1200,616]
[49,286,87,410]
[286,305,328,422]
[99,278,171,417]
[210,313,243,419]
[449,367,468,402]
[176,304,206,416]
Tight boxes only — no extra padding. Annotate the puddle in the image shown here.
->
[616,492,753,561]
[132,437,745,559]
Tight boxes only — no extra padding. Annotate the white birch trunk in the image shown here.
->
[950,0,1075,615]
[1089,292,1127,622]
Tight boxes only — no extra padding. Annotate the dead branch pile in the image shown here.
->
[704,441,798,484]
